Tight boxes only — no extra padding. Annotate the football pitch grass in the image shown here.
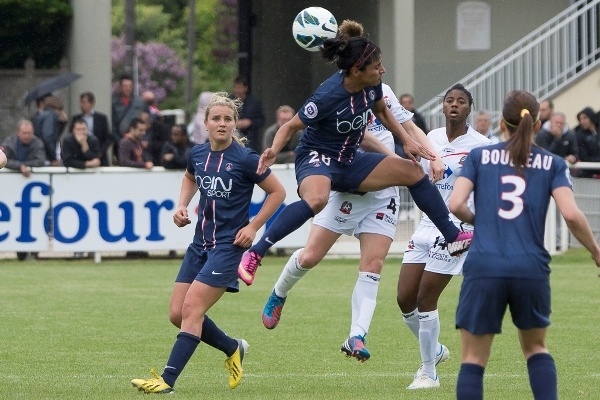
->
[2,249,599,399]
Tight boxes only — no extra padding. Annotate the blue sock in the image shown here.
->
[527,353,557,400]
[456,363,484,400]
[252,199,314,256]
[161,332,201,388]
[200,315,238,356]
[408,176,459,242]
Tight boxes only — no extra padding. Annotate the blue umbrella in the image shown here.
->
[23,72,82,105]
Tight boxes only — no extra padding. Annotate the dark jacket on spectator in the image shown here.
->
[160,140,194,169]
[1,133,46,170]
[71,112,112,166]
[61,133,102,169]
[535,121,579,159]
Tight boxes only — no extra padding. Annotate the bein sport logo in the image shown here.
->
[0,181,283,244]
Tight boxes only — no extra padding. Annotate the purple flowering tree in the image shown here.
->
[111,36,186,103]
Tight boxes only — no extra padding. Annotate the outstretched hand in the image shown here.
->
[257,148,277,174]
[403,138,436,162]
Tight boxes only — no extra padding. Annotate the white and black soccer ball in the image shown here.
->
[292,7,338,52]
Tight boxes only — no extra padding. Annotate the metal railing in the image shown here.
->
[419,0,600,132]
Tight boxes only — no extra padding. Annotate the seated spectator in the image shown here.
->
[71,92,113,166]
[118,117,153,169]
[535,111,578,164]
[36,95,68,165]
[232,75,265,152]
[0,148,6,169]
[61,118,102,169]
[140,111,171,166]
[1,119,46,177]
[574,107,600,177]
[161,124,194,169]
[262,105,302,163]
[474,110,501,143]
[191,91,213,144]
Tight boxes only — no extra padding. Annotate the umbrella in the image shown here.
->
[23,72,82,105]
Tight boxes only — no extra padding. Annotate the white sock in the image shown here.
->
[418,309,440,379]
[402,308,420,340]
[349,272,380,338]
[273,248,309,298]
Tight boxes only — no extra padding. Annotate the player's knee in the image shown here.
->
[169,310,182,328]
[396,290,416,312]
[302,194,329,214]
[297,248,320,269]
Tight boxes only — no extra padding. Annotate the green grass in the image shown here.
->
[1,249,600,399]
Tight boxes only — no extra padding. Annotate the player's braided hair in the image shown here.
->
[502,90,540,176]
[320,20,380,73]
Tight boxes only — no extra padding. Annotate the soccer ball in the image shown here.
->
[292,7,338,52]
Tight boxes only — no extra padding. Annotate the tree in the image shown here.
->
[0,0,73,68]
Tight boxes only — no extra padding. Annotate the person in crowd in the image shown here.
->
[118,117,153,170]
[130,93,285,394]
[261,21,441,365]
[1,119,46,262]
[535,111,578,164]
[232,75,265,152]
[142,90,160,116]
[538,99,554,127]
[0,148,6,169]
[1,119,46,177]
[32,93,51,137]
[474,110,501,143]
[140,111,171,166]
[61,118,101,169]
[71,92,112,166]
[449,90,600,400]
[161,124,194,170]
[36,95,67,165]
[238,22,473,286]
[574,106,600,177]
[261,105,302,163]
[399,93,428,134]
[111,73,146,158]
[191,91,213,145]
[397,84,491,390]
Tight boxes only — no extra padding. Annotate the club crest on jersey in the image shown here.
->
[383,95,392,109]
[339,201,352,215]
[225,163,233,171]
[459,155,467,165]
[368,89,375,101]
[304,102,318,119]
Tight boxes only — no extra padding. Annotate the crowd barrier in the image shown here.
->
[2,162,598,262]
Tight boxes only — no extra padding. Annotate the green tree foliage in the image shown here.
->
[0,0,72,68]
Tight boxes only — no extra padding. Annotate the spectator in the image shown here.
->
[61,118,102,169]
[140,111,171,165]
[574,106,600,177]
[118,117,153,169]
[71,92,112,166]
[232,75,265,152]
[0,148,6,169]
[32,93,51,137]
[474,110,501,143]
[36,95,67,165]
[142,90,160,116]
[111,73,146,157]
[161,124,194,169]
[399,93,428,133]
[262,105,302,163]
[1,119,46,177]
[191,91,213,144]
[535,111,578,164]
[539,99,554,126]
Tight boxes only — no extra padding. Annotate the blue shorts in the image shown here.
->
[295,149,386,193]
[456,277,551,334]
[175,243,243,293]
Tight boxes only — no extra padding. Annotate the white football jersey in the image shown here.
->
[367,83,414,151]
[420,125,491,227]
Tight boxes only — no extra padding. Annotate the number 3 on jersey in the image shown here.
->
[499,175,526,219]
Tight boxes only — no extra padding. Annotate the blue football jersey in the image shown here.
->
[460,142,572,279]
[296,71,383,165]
[186,141,270,249]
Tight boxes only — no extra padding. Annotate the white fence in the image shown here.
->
[1,163,598,261]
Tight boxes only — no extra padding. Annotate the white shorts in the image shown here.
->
[312,188,399,239]
[402,223,468,275]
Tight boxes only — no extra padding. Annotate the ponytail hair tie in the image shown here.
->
[520,109,530,118]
